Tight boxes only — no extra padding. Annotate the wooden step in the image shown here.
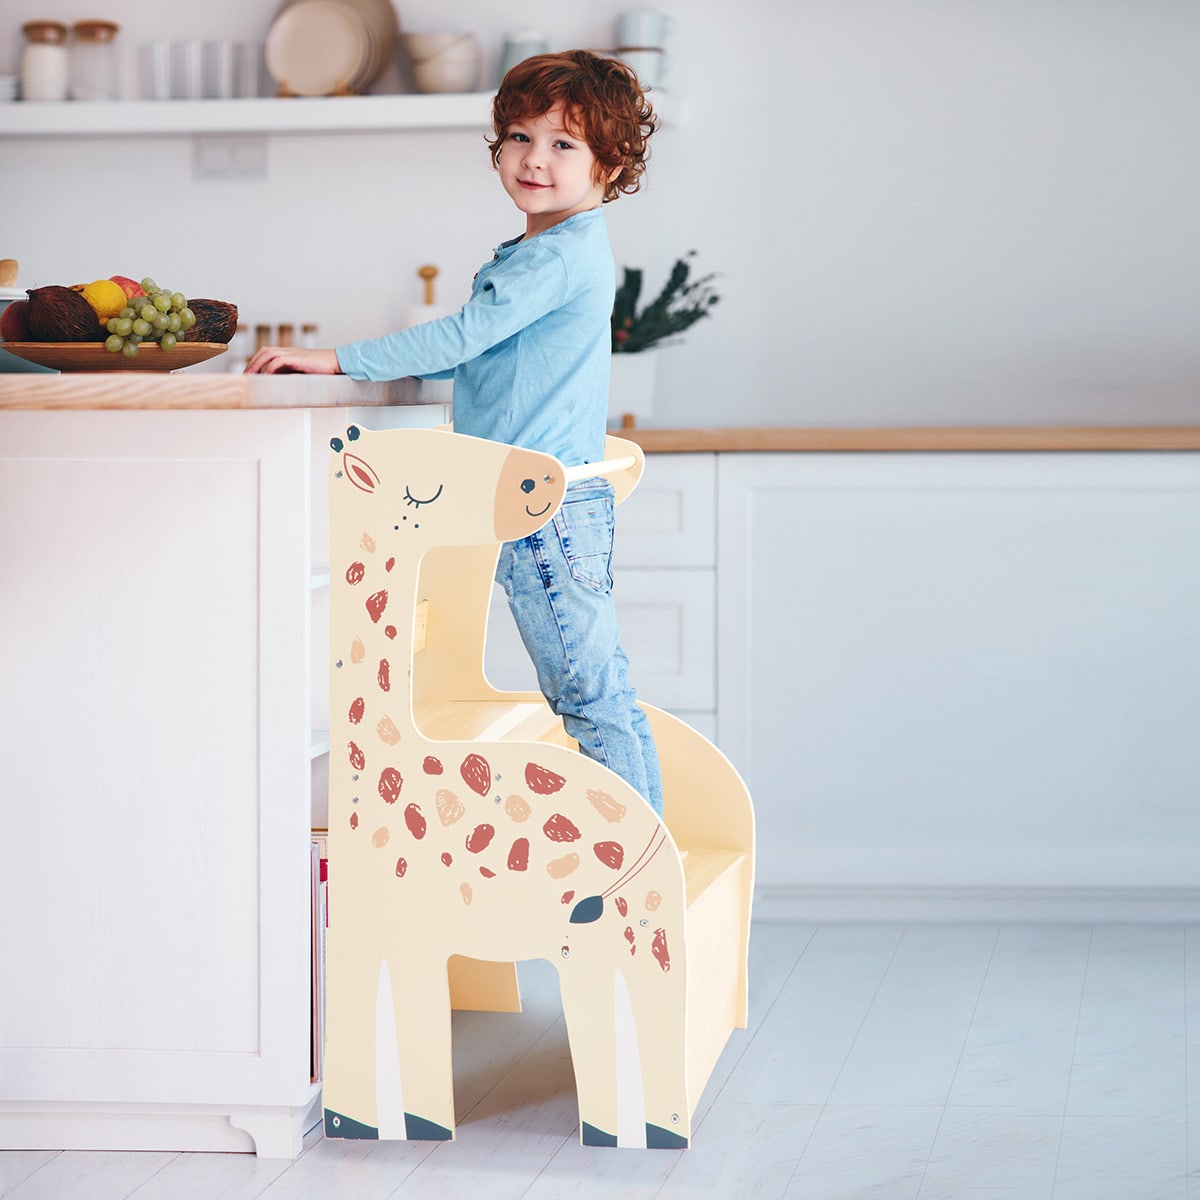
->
[415,698,561,744]
[679,848,746,909]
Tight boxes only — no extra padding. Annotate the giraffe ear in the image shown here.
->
[343,452,381,494]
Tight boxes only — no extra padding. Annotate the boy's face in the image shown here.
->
[498,104,612,237]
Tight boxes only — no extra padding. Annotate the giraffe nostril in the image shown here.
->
[520,478,536,494]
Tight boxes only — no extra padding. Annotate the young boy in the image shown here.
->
[245,51,664,814]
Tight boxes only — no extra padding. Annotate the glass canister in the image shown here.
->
[20,21,70,102]
[70,21,121,101]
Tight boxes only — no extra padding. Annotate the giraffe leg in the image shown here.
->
[378,949,456,1140]
[630,965,690,1149]
[558,962,620,1146]
[322,932,384,1139]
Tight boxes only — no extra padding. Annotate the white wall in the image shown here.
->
[2,0,1197,427]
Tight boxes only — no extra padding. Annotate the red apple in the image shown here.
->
[0,298,31,341]
[109,275,146,300]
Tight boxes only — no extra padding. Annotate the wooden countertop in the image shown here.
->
[621,425,1200,452]
[0,371,431,410]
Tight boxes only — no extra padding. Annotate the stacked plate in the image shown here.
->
[266,0,398,96]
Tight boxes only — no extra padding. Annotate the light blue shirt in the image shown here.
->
[336,209,614,467]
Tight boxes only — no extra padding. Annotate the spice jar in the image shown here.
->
[20,21,69,102]
[70,21,121,101]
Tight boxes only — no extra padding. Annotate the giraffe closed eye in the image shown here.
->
[404,484,444,509]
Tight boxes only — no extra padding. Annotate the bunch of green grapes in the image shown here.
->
[103,278,196,358]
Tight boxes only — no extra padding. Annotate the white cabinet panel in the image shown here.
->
[1,400,449,1154]
[612,453,715,568]
[718,452,1200,894]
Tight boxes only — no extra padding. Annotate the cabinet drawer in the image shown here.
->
[484,566,715,714]
[613,453,715,568]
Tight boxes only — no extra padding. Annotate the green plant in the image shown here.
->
[611,251,720,353]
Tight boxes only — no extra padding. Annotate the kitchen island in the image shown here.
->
[0,372,448,1157]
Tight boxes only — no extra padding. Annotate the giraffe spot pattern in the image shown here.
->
[348,741,365,771]
[652,928,672,972]
[371,826,389,848]
[587,788,626,823]
[349,811,358,830]
[616,897,628,917]
[504,794,531,822]
[423,756,443,775]
[507,837,530,871]
[384,625,397,639]
[441,852,453,867]
[403,802,426,839]
[345,561,365,585]
[351,637,365,664]
[378,766,402,805]
[460,753,491,796]
[465,824,495,854]
[436,789,464,826]
[525,762,565,794]
[546,852,580,879]
[645,890,662,911]
[348,697,365,725]
[460,882,473,906]
[542,813,581,843]
[594,841,625,870]
[395,857,407,877]
[366,589,388,623]
[360,532,376,553]
[377,659,390,691]
[376,715,401,745]
[479,867,496,879]
[560,890,575,904]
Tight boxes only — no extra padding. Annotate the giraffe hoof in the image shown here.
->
[646,1121,689,1149]
[324,1108,378,1139]
[581,1121,618,1147]
[404,1112,453,1140]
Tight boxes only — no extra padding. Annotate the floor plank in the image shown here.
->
[7,921,1200,1200]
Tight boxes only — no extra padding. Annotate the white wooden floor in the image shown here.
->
[3,921,1198,1199]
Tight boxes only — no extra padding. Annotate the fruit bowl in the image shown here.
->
[0,342,228,372]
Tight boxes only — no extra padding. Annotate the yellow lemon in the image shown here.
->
[78,278,128,324]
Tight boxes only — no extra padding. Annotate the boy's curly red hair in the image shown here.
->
[488,50,657,202]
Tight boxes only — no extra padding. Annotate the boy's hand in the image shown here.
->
[244,346,342,375]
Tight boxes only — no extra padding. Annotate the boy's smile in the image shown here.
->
[499,104,613,237]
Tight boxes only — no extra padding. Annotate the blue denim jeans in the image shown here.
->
[495,477,664,815]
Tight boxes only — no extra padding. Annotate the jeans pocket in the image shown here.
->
[554,495,615,592]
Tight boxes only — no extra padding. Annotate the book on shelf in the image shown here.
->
[311,829,328,1083]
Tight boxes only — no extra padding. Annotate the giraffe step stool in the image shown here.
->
[323,424,755,1149]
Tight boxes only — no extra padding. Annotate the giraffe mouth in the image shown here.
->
[525,502,552,517]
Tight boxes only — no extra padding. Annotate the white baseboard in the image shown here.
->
[753,884,1200,924]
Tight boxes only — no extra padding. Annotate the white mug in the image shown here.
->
[139,41,171,100]
[619,48,665,90]
[499,30,548,81]
[616,10,674,51]
[170,40,204,100]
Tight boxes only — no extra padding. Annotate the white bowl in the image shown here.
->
[401,32,479,93]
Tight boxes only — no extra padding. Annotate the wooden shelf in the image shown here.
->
[0,92,495,137]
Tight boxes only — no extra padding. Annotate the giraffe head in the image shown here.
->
[331,426,566,547]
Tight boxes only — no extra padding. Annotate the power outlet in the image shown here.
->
[192,136,269,181]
